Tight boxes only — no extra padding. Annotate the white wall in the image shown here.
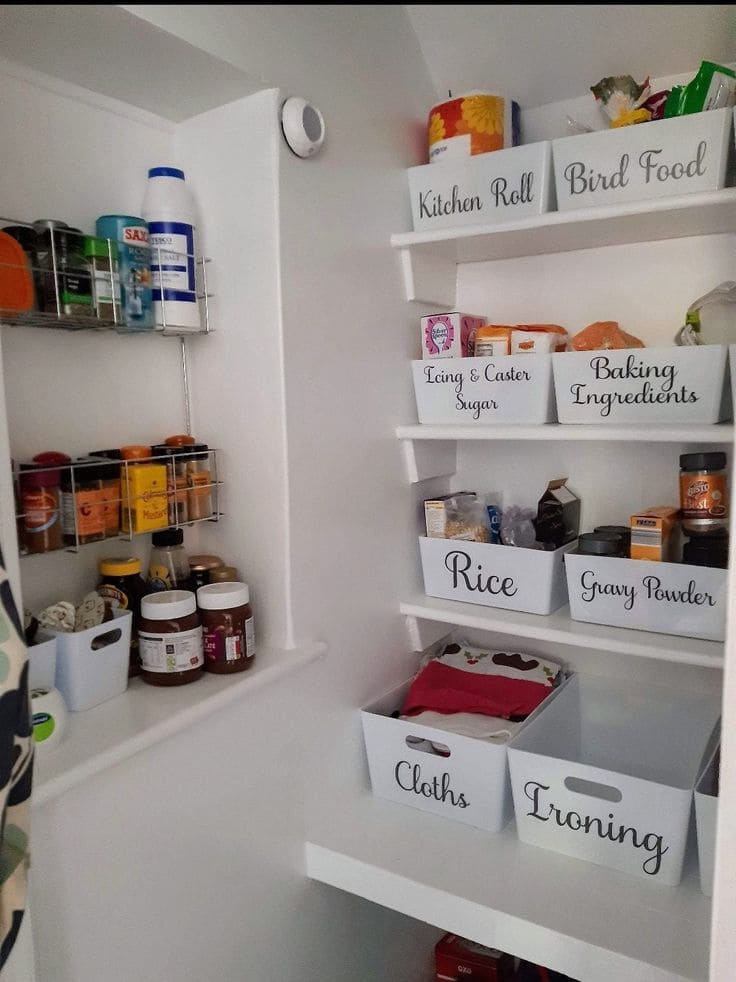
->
[14,6,446,981]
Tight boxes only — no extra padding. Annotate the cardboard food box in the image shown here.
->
[435,933,514,982]
[629,506,681,562]
[421,312,486,359]
[535,478,581,547]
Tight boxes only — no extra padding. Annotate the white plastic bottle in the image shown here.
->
[142,166,201,332]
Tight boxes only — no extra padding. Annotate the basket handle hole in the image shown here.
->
[405,735,451,758]
[91,628,122,651]
[564,776,622,803]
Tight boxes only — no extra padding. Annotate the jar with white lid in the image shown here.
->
[197,581,255,674]
[138,590,203,686]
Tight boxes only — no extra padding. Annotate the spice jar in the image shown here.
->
[197,581,255,674]
[147,528,190,592]
[152,444,188,526]
[84,235,121,322]
[186,444,213,521]
[61,459,106,547]
[19,459,65,554]
[138,590,203,686]
[3,224,43,310]
[679,452,729,536]
[98,557,148,677]
[576,531,623,557]
[187,554,225,592]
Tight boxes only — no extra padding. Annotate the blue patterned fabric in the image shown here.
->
[0,542,32,970]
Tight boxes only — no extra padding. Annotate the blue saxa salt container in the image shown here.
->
[95,215,153,330]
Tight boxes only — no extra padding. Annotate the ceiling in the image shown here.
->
[404,5,736,109]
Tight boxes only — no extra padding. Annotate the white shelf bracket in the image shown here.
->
[405,614,453,653]
[398,246,456,307]
[401,438,457,483]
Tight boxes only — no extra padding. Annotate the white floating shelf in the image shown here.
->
[306,791,710,982]
[33,642,325,807]
[400,596,724,669]
[391,188,736,305]
[397,423,734,442]
[397,423,733,482]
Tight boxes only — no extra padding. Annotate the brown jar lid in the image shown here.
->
[121,445,152,460]
[165,434,196,447]
[207,565,239,583]
[188,554,225,572]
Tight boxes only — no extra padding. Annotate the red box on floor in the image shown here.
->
[435,933,514,981]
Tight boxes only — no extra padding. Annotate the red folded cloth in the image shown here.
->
[401,660,551,720]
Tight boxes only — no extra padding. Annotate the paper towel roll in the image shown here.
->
[31,687,68,750]
[428,91,519,163]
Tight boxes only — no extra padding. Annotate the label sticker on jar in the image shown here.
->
[139,625,203,673]
[245,616,255,657]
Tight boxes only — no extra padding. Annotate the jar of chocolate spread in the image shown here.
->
[138,589,203,686]
[196,581,255,674]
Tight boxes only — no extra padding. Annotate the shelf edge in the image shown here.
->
[32,641,326,807]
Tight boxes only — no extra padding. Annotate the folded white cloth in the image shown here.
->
[401,710,523,743]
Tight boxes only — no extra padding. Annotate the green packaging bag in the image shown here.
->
[665,61,736,117]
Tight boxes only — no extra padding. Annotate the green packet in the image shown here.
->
[665,60,736,117]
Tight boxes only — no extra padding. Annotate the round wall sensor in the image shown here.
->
[280,97,325,158]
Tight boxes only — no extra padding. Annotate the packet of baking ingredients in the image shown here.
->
[513,324,569,353]
[424,491,476,538]
[570,320,645,351]
[665,61,736,117]
[591,75,652,127]
[445,495,490,543]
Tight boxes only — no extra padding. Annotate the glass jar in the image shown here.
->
[84,235,121,322]
[61,459,106,547]
[98,557,148,678]
[683,530,729,569]
[34,220,93,317]
[576,531,622,557]
[593,525,631,558]
[197,581,255,674]
[138,590,203,686]
[186,443,213,521]
[19,460,65,554]
[152,444,188,526]
[679,452,729,536]
[147,527,190,592]
[187,554,225,592]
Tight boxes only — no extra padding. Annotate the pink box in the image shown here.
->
[421,312,485,359]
